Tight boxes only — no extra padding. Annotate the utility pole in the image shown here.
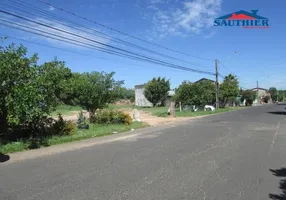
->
[256,80,259,103]
[215,59,219,109]
[257,81,258,89]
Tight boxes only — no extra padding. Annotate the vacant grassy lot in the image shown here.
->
[0,122,146,154]
[51,104,169,116]
[51,104,242,118]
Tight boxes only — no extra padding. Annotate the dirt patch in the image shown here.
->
[54,111,88,122]
[119,108,190,126]
[58,108,189,126]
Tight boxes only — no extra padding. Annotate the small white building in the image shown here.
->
[135,84,175,107]
[135,84,153,107]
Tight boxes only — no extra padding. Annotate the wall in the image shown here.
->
[135,87,153,107]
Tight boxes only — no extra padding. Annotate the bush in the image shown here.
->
[94,109,132,125]
[53,114,76,136]
[77,111,89,129]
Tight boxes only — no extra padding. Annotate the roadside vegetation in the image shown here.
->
[0,41,143,154]
[0,41,268,154]
[0,122,146,154]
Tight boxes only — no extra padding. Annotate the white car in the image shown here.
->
[204,105,215,111]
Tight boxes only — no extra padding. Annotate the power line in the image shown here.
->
[35,0,214,61]
[0,19,194,68]
[218,61,248,83]
[2,35,185,71]
[1,35,107,58]
[0,11,215,75]
[1,0,210,69]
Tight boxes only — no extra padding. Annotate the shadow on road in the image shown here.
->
[0,152,10,163]
[267,111,286,115]
[269,168,286,199]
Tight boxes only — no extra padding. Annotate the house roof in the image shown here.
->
[216,10,268,20]
[193,78,215,84]
[134,84,145,89]
[251,87,268,91]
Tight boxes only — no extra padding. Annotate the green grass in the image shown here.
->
[174,107,241,117]
[51,104,241,119]
[51,104,169,117]
[107,104,135,109]
[0,122,147,154]
[51,104,82,116]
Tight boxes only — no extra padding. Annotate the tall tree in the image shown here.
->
[174,79,216,107]
[71,72,120,122]
[144,77,170,107]
[220,74,240,107]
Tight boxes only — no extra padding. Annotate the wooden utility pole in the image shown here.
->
[170,101,175,117]
[215,59,219,109]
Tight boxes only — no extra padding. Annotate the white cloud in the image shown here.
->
[48,6,55,11]
[150,0,222,37]
[0,15,109,49]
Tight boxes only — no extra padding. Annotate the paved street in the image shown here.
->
[1,104,286,200]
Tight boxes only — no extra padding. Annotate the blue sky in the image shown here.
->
[0,0,285,89]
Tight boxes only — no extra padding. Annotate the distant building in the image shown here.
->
[251,87,272,104]
[134,84,175,107]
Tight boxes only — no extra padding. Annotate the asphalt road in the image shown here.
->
[1,104,286,200]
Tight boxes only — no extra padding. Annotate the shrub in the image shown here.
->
[53,114,76,136]
[94,109,132,125]
[77,111,89,129]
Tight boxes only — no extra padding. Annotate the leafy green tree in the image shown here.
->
[174,79,216,106]
[110,86,135,102]
[268,87,278,101]
[144,77,170,107]
[241,90,256,106]
[122,88,135,101]
[0,43,72,130]
[220,74,239,107]
[277,90,286,102]
[71,72,120,122]
[173,82,194,106]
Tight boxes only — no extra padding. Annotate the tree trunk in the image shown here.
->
[89,110,96,123]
